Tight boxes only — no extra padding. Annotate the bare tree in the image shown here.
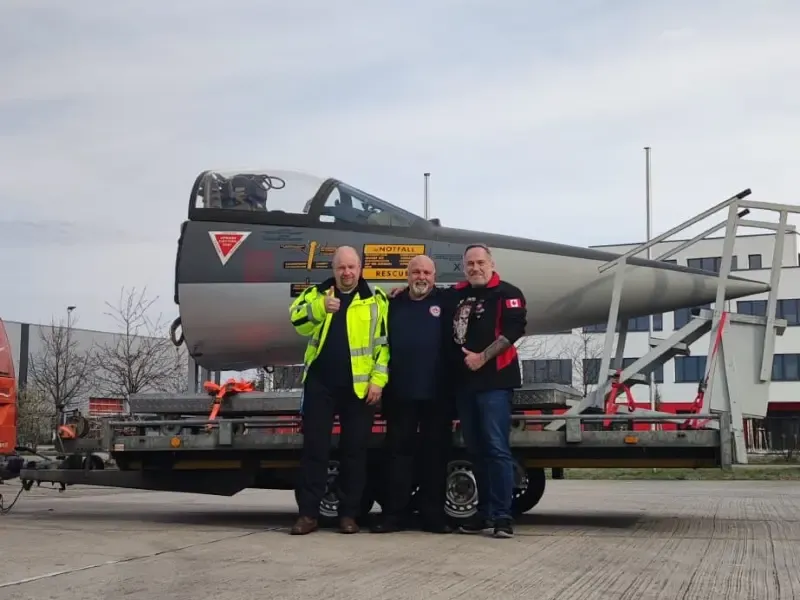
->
[27,315,94,415]
[516,334,578,385]
[92,287,188,398]
[15,384,56,449]
[272,365,304,390]
[554,330,605,395]
[515,335,551,360]
[249,368,268,391]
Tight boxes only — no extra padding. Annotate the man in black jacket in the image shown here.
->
[370,255,453,534]
[444,243,527,539]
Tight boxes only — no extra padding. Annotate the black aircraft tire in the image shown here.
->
[511,467,547,516]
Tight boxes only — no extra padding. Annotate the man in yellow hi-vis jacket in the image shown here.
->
[288,245,390,536]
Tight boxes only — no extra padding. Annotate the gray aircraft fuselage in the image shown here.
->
[174,170,769,371]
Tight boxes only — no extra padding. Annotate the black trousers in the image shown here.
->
[382,396,453,522]
[296,375,376,520]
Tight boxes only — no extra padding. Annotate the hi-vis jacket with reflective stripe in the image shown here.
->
[289,277,390,397]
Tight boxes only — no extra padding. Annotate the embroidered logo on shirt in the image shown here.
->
[430,305,441,317]
[453,297,484,343]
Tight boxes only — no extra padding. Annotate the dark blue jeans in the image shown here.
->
[455,388,515,521]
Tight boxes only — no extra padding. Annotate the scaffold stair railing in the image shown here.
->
[545,188,798,465]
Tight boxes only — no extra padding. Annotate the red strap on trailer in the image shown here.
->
[203,378,255,425]
[683,311,728,430]
[603,369,636,428]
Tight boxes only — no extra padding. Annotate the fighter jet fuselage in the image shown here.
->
[174,169,770,371]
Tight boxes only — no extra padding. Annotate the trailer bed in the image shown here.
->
[14,387,733,521]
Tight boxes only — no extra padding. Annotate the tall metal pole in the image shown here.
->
[60,305,76,432]
[423,172,430,220]
[644,147,656,429]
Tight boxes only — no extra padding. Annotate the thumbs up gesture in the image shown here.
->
[324,286,340,313]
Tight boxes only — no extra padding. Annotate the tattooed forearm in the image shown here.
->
[481,336,511,362]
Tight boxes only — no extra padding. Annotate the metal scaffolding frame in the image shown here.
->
[545,188,799,464]
[187,357,221,393]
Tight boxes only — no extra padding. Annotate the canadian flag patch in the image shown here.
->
[505,298,522,309]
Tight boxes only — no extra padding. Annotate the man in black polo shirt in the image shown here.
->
[446,243,527,539]
[371,255,453,534]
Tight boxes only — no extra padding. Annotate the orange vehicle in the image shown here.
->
[0,319,17,454]
[0,318,22,481]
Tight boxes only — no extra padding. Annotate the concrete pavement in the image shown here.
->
[1,479,799,599]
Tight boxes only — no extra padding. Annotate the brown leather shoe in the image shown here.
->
[290,516,318,535]
[339,517,360,534]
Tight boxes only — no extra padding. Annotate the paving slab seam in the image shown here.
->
[0,527,283,590]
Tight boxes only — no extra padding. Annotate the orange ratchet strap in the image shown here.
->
[203,378,255,422]
[603,369,636,428]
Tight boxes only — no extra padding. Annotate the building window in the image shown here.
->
[583,314,663,333]
[583,357,664,385]
[675,356,707,383]
[583,358,600,385]
[748,254,762,269]
[675,354,800,383]
[687,256,738,272]
[523,359,572,385]
[652,313,663,331]
[737,299,800,326]
[674,303,712,329]
[772,354,800,381]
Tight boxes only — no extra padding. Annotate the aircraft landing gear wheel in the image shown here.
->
[511,466,546,516]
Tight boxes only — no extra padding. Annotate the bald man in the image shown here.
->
[289,245,390,535]
[370,255,453,534]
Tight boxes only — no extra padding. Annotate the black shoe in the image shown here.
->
[493,518,514,538]
[370,516,403,533]
[457,517,493,535]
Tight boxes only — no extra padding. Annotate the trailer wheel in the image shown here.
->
[294,460,376,520]
[443,460,546,521]
[319,461,345,518]
[444,460,479,520]
[511,466,546,515]
[82,455,105,471]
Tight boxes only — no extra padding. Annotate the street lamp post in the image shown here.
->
[423,172,430,220]
[644,147,656,431]
[63,305,76,420]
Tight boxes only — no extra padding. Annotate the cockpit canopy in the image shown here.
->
[190,169,430,228]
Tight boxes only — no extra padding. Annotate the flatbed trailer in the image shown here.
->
[15,387,731,521]
[13,190,800,521]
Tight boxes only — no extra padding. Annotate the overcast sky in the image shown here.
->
[2,0,799,332]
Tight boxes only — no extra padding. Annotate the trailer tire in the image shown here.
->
[82,455,105,471]
[444,460,479,520]
[443,461,547,521]
[511,467,546,515]
[294,460,376,522]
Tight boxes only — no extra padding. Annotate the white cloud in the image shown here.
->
[1,0,800,329]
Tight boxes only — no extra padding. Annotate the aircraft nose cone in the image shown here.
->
[724,274,771,299]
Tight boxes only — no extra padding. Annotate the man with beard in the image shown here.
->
[288,245,390,535]
[447,243,527,539]
[370,254,453,534]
